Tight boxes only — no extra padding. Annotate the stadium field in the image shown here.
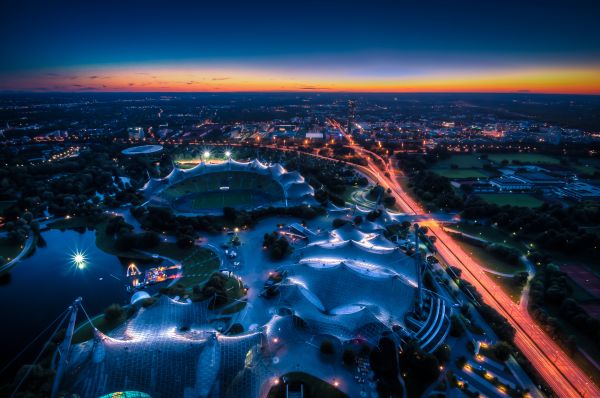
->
[161,171,285,210]
[431,168,489,179]
[478,193,543,207]
[487,153,560,164]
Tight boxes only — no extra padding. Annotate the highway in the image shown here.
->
[327,118,600,398]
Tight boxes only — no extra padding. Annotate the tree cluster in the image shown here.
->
[262,232,292,260]
[0,144,144,223]
[132,204,323,238]
[463,198,600,257]
[529,263,600,351]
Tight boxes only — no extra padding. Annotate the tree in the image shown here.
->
[450,315,464,337]
[566,334,578,354]
[434,344,451,364]
[115,233,136,251]
[332,218,348,228]
[223,207,237,222]
[136,231,160,249]
[493,341,512,362]
[177,234,194,249]
[366,210,381,221]
[104,303,124,322]
[229,323,244,335]
[343,349,356,366]
[263,232,292,260]
[320,340,335,355]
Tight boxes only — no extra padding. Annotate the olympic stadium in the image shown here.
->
[60,213,451,398]
[141,159,316,213]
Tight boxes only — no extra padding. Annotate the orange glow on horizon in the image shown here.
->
[2,65,599,94]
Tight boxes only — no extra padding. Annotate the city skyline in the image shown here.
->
[1,0,599,94]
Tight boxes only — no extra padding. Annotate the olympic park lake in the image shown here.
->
[0,229,130,377]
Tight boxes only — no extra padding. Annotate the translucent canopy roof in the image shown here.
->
[141,159,315,204]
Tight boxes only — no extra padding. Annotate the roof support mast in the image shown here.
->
[414,224,423,313]
[51,297,81,398]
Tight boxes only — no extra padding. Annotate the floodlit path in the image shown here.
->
[326,118,600,398]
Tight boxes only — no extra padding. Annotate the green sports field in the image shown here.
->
[433,154,488,169]
[431,168,489,179]
[430,154,490,180]
[191,191,257,209]
[161,171,284,211]
[487,153,560,164]
[477,193,544,208]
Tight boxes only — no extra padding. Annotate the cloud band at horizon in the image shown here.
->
[2,62,599,94]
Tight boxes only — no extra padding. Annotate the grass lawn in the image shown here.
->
[571,163,600,175]
[0,238,21,264]
[267,372,348,398]
[451,223,528,252]
[177,248,220,287]
[567,277,598,302]
[72,311,128,344]
[431,168,489,179]
[72,299,159,343]
[191,191,256,208]
[454,239,524,274]
[219,277,248,314]
[477,193,544,208]
[489,274,524,303]
[152,242,197,261]
[175,161,200,169]
[163,171,283,197]
[94,220,152,260]
[434,154,488,169]
[430,154,490,180]
[163,170,285,211]
[487,153,560,165]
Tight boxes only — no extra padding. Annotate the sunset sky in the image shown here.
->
[1,0,599,93]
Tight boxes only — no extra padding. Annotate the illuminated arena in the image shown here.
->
[273,223,451,351]
[61,219,450,398]
[141,159,315,213]
[121,145,164,156]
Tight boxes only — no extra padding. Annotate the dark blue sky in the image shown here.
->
[2,0,599,70]
[1,0,599,93]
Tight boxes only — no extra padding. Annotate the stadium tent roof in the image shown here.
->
[299,239,416,282]
[354,235,397,252]
[63,296,270,398]
[331,223,373,243]
[277,262,415,341]
[357,220,386,233]
[141,159,315,205]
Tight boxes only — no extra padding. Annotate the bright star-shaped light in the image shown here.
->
[71,250,87,269]
[203,150,210,159]
[225,150,231,157]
